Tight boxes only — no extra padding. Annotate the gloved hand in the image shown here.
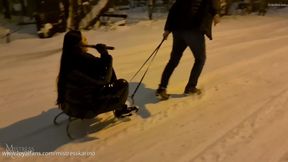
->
[163,30,170,40]
[95,43,108,55]
[213,14,220,26]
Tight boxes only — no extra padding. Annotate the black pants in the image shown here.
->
[96,79,129,114]
[63,79,128,119]
[159,30,206,90]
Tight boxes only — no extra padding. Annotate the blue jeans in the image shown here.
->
[159,30,206,90]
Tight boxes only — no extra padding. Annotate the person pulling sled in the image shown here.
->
[156,0,220,100]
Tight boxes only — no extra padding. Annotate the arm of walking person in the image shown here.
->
[163,3,177,39]
[163,30,171,40]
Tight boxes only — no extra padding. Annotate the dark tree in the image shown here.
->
[2,0,11,19]
[19,0,26,16]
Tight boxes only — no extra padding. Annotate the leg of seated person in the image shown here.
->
[111,79,129,107]
[94,79,129,114]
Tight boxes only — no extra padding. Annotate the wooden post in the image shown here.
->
[148,0,155,20]
[6,32,10,43]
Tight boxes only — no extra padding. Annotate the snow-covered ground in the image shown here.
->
[1,7,288,162]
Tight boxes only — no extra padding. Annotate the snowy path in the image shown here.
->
[1,12,288,162]
[85,16,288,162]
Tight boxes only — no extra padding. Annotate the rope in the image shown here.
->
[129,38,165,104]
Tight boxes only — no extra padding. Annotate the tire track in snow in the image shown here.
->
[279,152,288,162]
[91,92,205,151]
[188,88,288,162]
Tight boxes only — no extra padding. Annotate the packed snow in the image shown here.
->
[1,7,288,162]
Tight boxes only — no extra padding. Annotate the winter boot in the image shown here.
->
[155,87,170,100]
[114,104,139,118]
[184,87,201,95]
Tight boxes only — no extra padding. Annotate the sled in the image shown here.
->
[53,102,138,139]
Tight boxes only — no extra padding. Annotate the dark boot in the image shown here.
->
[155,87,170,100]
[114,104,139,118]
[184,87,201,95]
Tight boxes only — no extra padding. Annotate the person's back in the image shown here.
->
[165,0,218,39]
[169,0,204,29]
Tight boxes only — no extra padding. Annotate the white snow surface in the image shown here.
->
[1,8,288,162]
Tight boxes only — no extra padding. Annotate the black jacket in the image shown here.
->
[62,53,116,118]
[70,53,114,87]
[164,0,219,40]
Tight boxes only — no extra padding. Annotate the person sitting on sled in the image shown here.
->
[56,30,138,118]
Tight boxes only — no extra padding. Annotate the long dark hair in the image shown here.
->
[57,30,83,105]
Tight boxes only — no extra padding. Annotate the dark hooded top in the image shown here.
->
[164,0,219,40]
